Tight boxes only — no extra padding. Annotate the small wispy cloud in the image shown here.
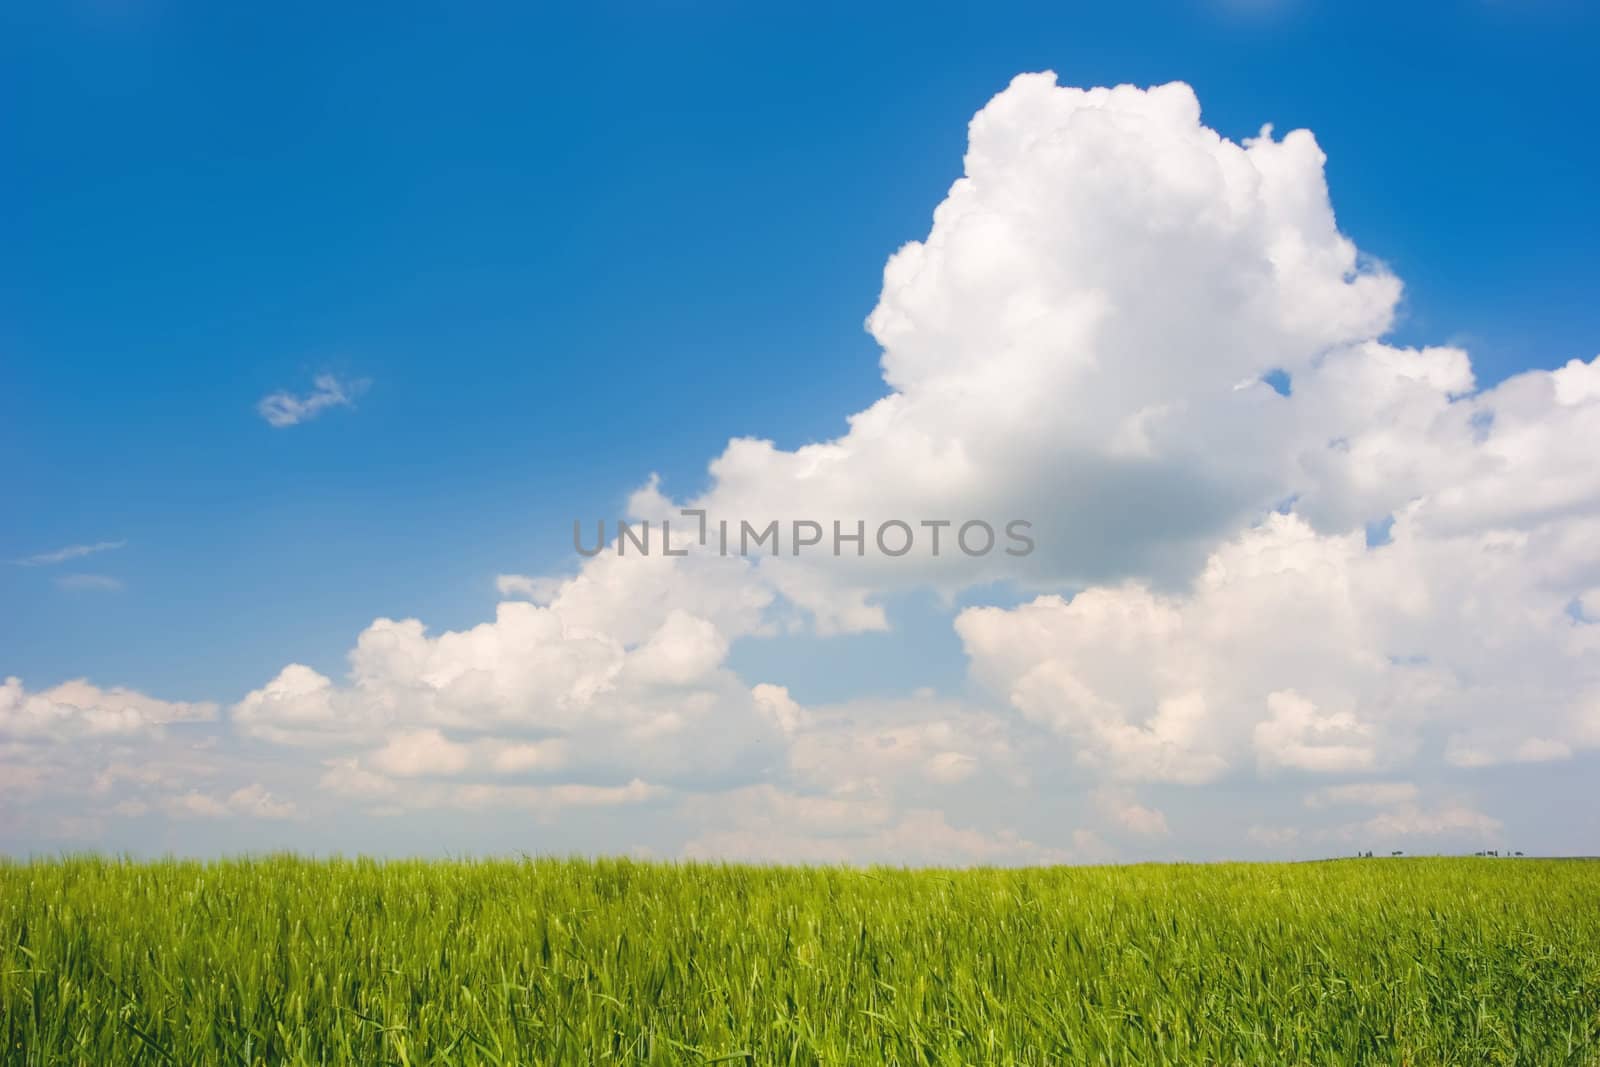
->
[10,540,126,567]
[56,574,125,592]
[257,373,371,428]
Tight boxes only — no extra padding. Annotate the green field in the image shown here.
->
[3,856,1597,1065]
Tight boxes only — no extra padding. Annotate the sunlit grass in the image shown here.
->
[3,855,1597,1064]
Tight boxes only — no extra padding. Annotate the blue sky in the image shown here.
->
[3,1,1599,860]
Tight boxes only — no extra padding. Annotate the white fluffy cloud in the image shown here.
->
[957,500,1600,788]
[232,579,789,793]
[370,729,473,778]
[1,677,214,740]
[618,75,1404,630]
[8,72,1600,860]
[0,678,302,842]
[162,784,299,821]
[1095,788,1171,837]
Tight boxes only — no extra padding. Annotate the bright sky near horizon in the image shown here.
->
[4,1,1599,861]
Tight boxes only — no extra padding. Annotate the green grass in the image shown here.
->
[2,856,1597,1065]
